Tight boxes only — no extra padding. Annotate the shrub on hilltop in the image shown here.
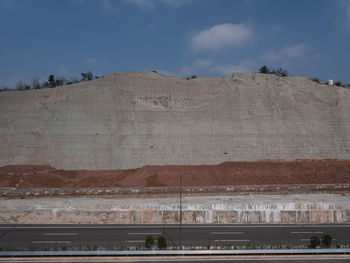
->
[335,81,342,87]
[259,65,288,77]
[0,71,102,92]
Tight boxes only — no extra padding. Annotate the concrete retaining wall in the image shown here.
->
[1,194,350,224]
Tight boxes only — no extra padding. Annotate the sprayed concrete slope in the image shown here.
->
[0,72,350,170]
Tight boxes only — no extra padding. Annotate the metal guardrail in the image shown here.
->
[1,249,350,257]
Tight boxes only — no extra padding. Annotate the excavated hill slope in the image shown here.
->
[0,72,350,170]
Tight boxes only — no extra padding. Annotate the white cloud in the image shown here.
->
[260,43,310,63]
[180,59,212,76]
[211,60,257,75]
[191,23,253,52]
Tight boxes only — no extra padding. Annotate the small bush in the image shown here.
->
[310,234,321,248]
[157,236,167,250]
[322,234,332,248]
[274,67,288,77]
[152,70,158,73]
[258,65,287,77]
[259,65,270,74]
[311,78,321,84]
[191,75,197,79]
[145,235,154,249]
[335,81,342,87]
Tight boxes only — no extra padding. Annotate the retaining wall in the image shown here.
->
[1,194,350,224]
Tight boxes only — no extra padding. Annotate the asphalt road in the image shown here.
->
[1,224,350,250]
[0,255,350,263]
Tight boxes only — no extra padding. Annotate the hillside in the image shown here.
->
[0,72,350,170]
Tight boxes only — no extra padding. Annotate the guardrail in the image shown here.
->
[1,249,350,257]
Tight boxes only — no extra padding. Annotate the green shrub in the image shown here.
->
[157,236,167,250]
[258,65,287,76]
[259,65,270,74]
[145,235,154,249]
[322,234,332,248]
[310,234,321,248]
[311,78,321,84]
[274,67,288,77]
[335,81,342,87]
[191,75,197,79]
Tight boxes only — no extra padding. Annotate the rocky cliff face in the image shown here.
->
[0,72,349,170]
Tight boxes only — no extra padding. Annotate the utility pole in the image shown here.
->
[179,172,182,250]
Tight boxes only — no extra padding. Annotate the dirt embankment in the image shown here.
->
[1,159,350,189]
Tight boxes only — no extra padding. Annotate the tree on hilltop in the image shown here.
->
[48,74,55,88]
[81,71,93,81]
[259,65,288,77]
[259,65,270,74]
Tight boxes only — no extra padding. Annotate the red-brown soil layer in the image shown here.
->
[1,160,350,189]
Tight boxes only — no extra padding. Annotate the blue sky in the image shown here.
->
[0,0,350,88]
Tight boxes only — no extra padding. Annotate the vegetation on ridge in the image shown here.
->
[0,71,102,92]
[259,65,288,77]
[1,67,349,92]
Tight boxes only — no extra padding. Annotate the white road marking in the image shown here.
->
[43,233,78,236]
[211,232,244,235]
[128,232,161,235]
[32,241,71,244]
[124,240,144,243]
[214,239,250,242]
[291,231,323,234]
[301,239,310,241]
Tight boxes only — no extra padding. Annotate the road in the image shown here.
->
[0,255,350,263]
[0,224,349,250]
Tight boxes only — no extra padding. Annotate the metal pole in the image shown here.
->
[179,172,182,250]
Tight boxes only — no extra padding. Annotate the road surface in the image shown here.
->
[0,255,350,262]
[0,224,349,250]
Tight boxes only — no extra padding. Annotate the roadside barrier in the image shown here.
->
[1,248,350,257]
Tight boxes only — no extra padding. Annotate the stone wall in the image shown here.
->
[1,194,349,224]
[1,72,350,169]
